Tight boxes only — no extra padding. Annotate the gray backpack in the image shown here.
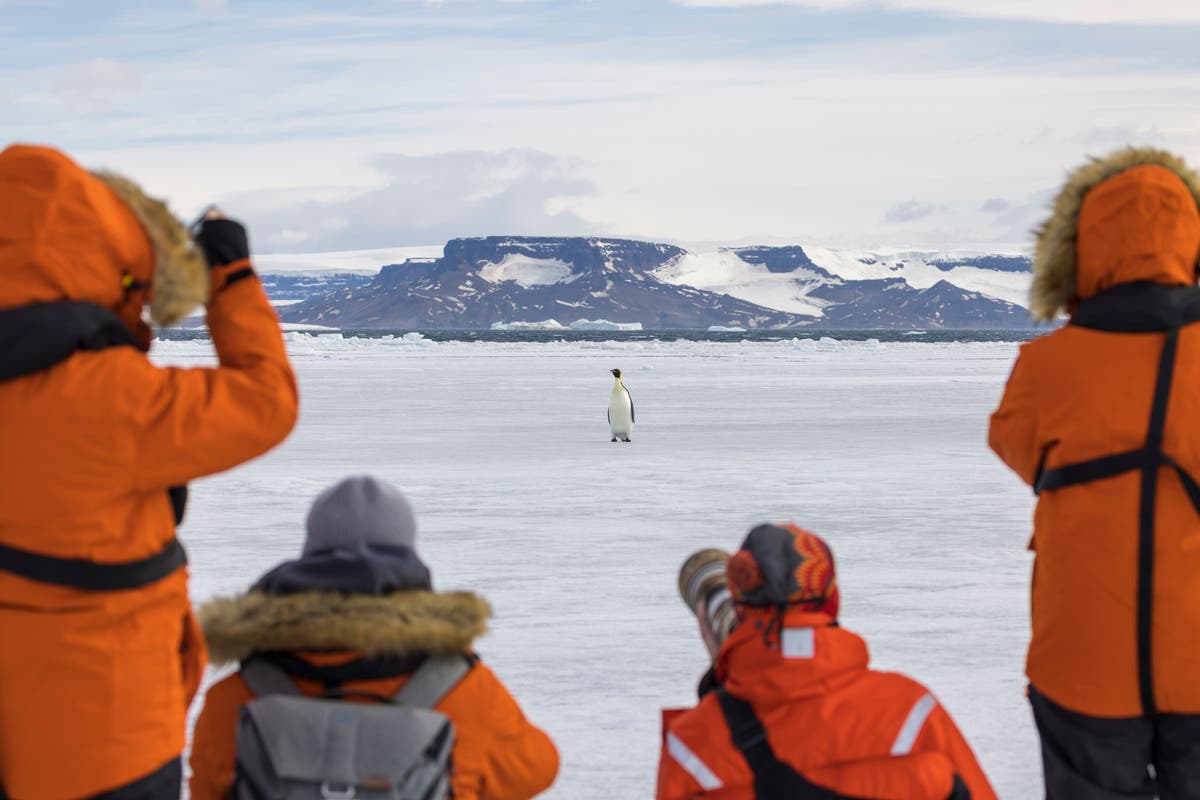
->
[232,655,470,800]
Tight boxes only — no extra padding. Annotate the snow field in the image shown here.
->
[655,247,1033,313]
[159,335,1039,798]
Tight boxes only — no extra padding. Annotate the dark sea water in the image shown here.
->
[162,327,1047,344]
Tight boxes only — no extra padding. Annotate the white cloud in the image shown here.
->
[57,58,140,95]
[16,3,1200,252]
[195,0,228,10]
[884,201,940,224]
[273,229,311,246]
[673,0,1200,25]
[54,59,141,113]
[226,149,599,251]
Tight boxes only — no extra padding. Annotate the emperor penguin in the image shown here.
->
[608,368,634,442]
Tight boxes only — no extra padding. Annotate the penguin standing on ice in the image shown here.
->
[608,368,634,442]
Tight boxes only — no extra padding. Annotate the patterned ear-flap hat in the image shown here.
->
[726,523,840,619]
[90,171,209,326]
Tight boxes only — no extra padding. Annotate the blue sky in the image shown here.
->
[3,0,1200,254]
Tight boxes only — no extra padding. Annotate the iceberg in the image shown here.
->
[279,322,341,332]
[490,319,567,331]
[568,319,643,331]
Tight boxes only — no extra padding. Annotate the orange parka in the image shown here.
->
[656,609,996,800]
[0,145,298,799]
[190,586,559,800]
[989,148,1200,718]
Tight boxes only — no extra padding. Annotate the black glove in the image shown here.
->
[193,218,250,270]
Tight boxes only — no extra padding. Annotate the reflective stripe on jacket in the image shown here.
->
[656,611,996,800]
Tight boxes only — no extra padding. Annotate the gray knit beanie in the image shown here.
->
[302,475,417,556]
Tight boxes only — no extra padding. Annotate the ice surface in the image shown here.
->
[490,319,646,331]
[158,335,1039,798]
[254,245,444,273]
[479,253,579,287]
[654,247,1032,316]
[804,246,1032,308]
[653,251,830,317]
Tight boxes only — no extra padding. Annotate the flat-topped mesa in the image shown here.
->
[441,236,686,276]
[733,245,833,276]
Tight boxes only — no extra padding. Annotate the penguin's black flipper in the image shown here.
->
[629,392,635,423]
[607,408,611,423]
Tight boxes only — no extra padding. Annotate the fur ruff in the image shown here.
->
[1031,146,1200,321]
[91,171,209,326]
[199,589,492,665]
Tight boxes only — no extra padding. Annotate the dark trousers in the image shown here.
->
[1030,685,1200,800]
[88,759,181,800]
[0,759,179,800]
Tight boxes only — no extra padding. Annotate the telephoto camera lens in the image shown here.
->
[678,548,736,661]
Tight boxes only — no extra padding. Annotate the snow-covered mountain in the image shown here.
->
[274,237,1034,330]
[281,237,816,330]
[259,272,375,304]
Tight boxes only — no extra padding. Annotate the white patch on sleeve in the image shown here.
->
[890,693,937,755]
[667,732,723,790]
[781,627,815,659]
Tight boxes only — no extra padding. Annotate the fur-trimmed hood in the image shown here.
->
[91,170,209,326]
[199,589,492,665]
[0,144,208,334]
[1031,146,1200,321]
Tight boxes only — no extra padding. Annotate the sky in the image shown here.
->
[3,0,1200,255]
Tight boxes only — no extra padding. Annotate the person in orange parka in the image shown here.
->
[989,147,1200,798]
[657,524,996,800]
[0,144,298,799]
[190,475,559,800]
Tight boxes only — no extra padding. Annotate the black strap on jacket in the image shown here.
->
[0,301,145,378]
[717,689,971,800]
[717,689,845,799]
[0,301,189,590]
[0,537,187,591]
[1032,283,1200,717]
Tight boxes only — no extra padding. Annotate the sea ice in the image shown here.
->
[157,336,1039,799]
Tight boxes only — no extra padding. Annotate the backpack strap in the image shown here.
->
[393,655,472,708]
[240,657,304,697]
[716,688,881,800]
[946,775,972,800]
